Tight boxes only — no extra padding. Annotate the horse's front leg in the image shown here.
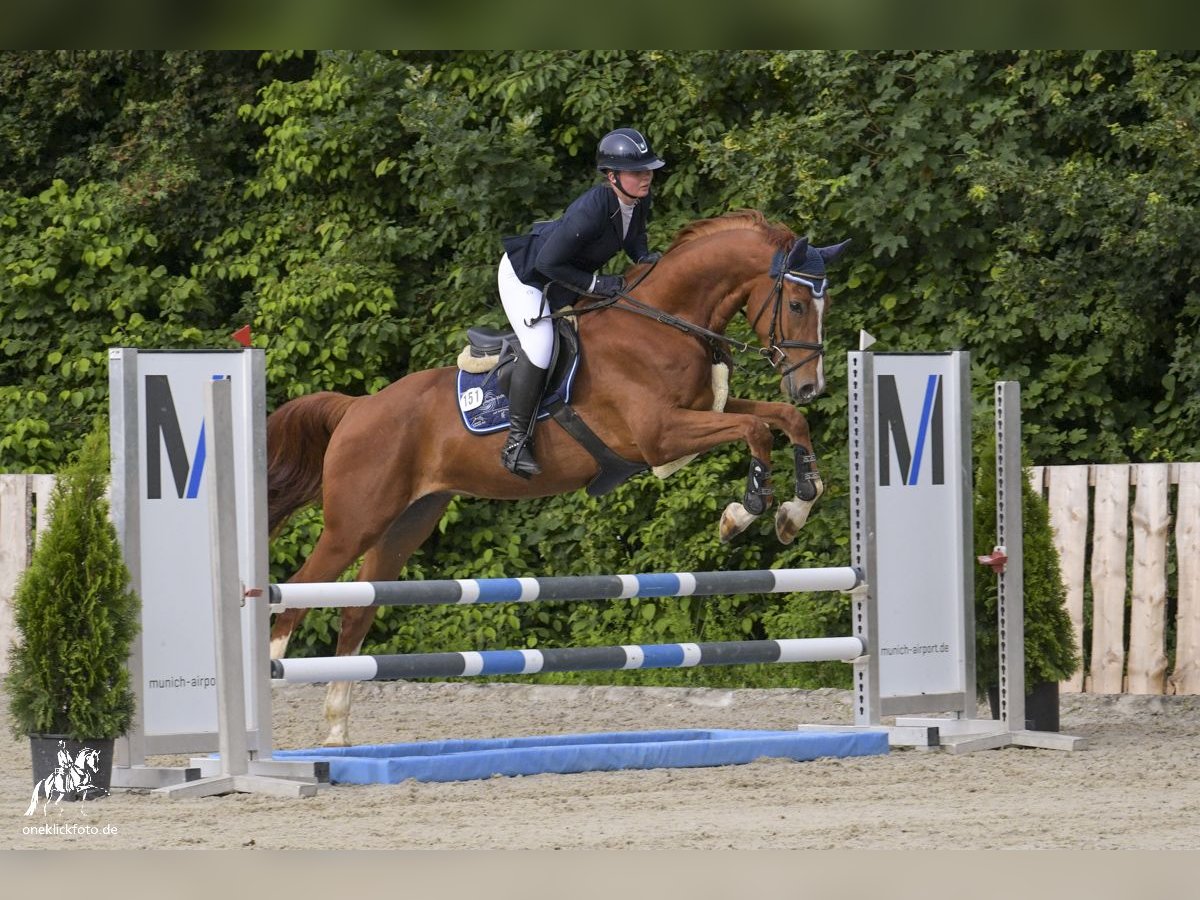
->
[628,407,776,543]
[723,398,824,544]
[718,453,776,543]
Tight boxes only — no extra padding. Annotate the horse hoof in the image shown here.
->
[776,478,824,543]
[775,498,813,544]
[322,734,351,748]
[720,501,758,543]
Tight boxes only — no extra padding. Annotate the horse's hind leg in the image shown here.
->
[321,493,453,747]
[269,548,355,662]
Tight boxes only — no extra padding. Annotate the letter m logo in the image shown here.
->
[877,373,945,487]
[145,375,205,500]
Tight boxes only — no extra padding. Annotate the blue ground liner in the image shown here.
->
[271,728,888,784]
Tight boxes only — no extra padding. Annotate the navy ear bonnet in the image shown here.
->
[770,238,851,279]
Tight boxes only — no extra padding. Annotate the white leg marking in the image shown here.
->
[775,477,826,544]
[720,501,759,543]
[323,636,365,747]
[323,681,355,747]
[269,634,290,661]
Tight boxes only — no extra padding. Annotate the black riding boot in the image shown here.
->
[500,352,548,478]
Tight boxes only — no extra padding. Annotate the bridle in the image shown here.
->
[747,245,826,378]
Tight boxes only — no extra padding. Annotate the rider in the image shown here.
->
[56,739,79,781]
[496,127,665,477]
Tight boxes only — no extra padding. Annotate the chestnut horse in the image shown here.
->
[267,210,848,746]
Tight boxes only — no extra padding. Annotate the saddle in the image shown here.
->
[455,319,582,429]
[454,318,649,496]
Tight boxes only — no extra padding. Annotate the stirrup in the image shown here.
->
[501,433,541,478]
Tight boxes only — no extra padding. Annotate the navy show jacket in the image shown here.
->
[502,183,651,310]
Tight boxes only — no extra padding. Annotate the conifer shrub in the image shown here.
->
[973,438,1079,693]
[6,427,140,739]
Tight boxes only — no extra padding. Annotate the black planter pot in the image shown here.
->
[986,681,1060,732]
[28,735,114,804]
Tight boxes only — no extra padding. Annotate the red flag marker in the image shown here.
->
[977,547,1008,575]
[231,325,252,347]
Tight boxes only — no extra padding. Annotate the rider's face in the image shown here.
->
[610,169,653,199]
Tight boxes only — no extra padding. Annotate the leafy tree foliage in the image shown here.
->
[4,51,1198,686]
[1,50,306,469]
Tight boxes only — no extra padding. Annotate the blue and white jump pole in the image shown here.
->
[270,637,866,683]
[269,567,862,609]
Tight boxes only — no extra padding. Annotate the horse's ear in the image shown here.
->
[817,239,851,264]
[785,238,810,272]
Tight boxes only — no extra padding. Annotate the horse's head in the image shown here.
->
[76,747,100,773]
[749,236,850,404]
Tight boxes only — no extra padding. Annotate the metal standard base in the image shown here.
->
[155,773,318,799]
[796,724,941,750]
[797,719,1087,754]
[894,716,1088,755]
[189,756,329,783]
[111,766,203,789]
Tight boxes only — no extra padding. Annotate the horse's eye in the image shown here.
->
[789,300,806,314]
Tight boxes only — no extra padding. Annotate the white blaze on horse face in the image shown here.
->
[814,295,826,396]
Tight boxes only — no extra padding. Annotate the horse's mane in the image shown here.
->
[664,210,796,254]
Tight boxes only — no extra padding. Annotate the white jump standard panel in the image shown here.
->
[850,351,977,722]
[108,348,274,788]
[848,353,1085,753]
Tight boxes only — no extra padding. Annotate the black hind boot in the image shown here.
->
[500,351,548,478]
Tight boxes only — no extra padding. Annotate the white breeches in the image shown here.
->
[498,253,554,369]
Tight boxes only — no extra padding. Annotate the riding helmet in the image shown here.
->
[596,128,665,172]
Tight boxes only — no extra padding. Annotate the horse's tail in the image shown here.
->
[267,392,358,534]
[25,781,43,816]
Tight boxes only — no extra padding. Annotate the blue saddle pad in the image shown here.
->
[457,356,580,434]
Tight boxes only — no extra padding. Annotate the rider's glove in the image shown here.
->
[592,274,625,298]
[637,252,662,264]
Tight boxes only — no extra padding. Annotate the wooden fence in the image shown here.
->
[0,474,57,675]
[1030,463,1200,695]
[3,466,1200,693]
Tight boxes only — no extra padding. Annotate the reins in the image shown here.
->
[533,247,825,375]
